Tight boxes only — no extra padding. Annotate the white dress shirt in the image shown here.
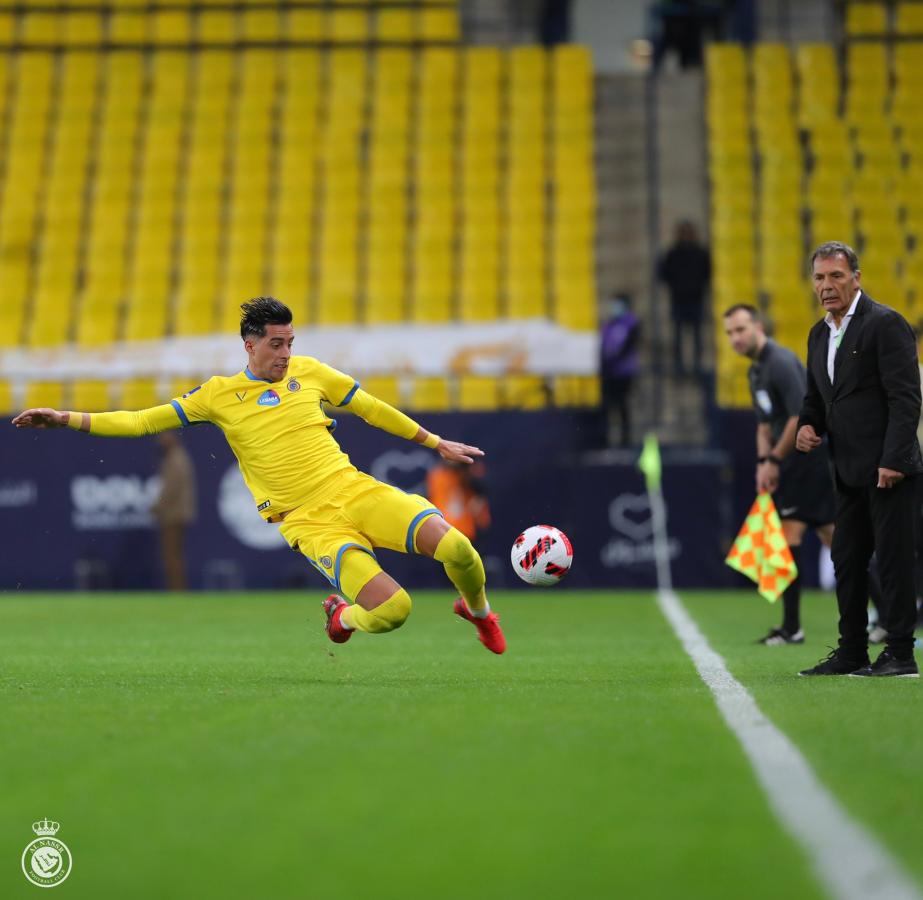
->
[825,289,861,383]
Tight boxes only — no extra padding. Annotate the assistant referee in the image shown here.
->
[724,304,836,644]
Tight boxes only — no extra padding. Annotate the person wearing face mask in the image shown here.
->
[599,292,641,448]
[797,242,923,677]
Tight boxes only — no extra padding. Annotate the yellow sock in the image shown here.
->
[433,527,488,614]
[340,588,412,634]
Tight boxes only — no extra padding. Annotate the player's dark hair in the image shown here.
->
[722,303,760,322]
[239,297,292,340]
[810,241,860,273]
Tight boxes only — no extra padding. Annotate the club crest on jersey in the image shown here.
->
[320,556,333,568]
[287,379,301,392]
[257,389,280,407]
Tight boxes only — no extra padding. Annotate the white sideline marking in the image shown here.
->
[657,589,922,900]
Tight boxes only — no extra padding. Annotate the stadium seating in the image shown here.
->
[707,37,923,407]
[0,6,597,412]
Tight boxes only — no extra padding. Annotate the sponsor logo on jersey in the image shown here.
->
[257,500,271,512]
[287,379,301,392]
[257,389,281,407]
[235,391,247,403]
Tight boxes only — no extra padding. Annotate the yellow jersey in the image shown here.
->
[174,357,365,519]
[73,356,435,520]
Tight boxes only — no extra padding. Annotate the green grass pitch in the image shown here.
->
[1,589,921,899]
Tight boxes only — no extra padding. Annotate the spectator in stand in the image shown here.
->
[599,292,641,447]
[658,219,711,378]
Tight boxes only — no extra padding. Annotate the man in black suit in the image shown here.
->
[796,241,922,677]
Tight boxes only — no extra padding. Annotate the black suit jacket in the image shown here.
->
[798,291,923,487]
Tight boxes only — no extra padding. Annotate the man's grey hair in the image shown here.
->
[810,241,860,273]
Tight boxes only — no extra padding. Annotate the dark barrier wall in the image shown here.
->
[2,411,750,592]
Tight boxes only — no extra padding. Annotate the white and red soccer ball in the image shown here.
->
[510,525,573,586]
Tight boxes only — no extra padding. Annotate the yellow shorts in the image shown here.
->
[278,470,443,592]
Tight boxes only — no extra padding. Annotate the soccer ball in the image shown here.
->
[510,525,573,586]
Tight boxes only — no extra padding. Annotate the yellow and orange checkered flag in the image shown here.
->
[725,493,798,602]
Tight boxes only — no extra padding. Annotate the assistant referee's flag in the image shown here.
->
[725,493,798,602]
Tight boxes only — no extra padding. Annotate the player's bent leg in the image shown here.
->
[337,551,412,634]
[342,579,412,634]
[419,521,505,654]
[418,519,489,615]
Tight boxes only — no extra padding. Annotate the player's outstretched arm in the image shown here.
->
[343,387,485,463]
[12,408,70,429]
[12,404,182,436]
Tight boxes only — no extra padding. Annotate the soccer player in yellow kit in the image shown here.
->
[12,297,506,654]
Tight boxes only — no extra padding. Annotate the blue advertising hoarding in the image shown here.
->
[1,411,739,592]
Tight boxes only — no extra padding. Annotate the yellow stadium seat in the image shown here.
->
[241,8,280,42]
[365,283,406,325]
[458,376,501,411]
[286,9,324,41]
[505,272,546,319]
[20,13,61,45]
[109,11,148,44]
[503,375,548,409]
[198,11,237,44]
[0,12,13,46]
[420,8,460,41]
[0,380,12,414]
[71,381,111,412]
[173,298,217,336]
[0,304,24,348]
[552,376,600,408]
[151,10,191,44]
[124,301,170,342]
[846,2,888,35]
[24,382,65,410]
[329,9,369,42]
[118,379,159,410]
[896,4,923,34]
[410,377,451,411]
[376,9,415,41]
[358,376,401,407]
[62,12,103,46]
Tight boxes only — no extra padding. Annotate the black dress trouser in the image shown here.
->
[831,475,918,658]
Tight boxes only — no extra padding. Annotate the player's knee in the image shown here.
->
[435,527,481,571]
[367,587,412,632]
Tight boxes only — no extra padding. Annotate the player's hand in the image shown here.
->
[11,408,69,429]
[756,461,779,494]
[795,424,821,453]
[436,439,485,465]
[877,467,905,489]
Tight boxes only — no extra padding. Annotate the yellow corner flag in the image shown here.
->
[725,493,798,602]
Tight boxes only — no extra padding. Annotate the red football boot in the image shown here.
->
[323,594,352,644]
[453,597,506,654]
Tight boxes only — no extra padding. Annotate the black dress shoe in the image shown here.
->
[850,650,919,678]
[799,648,869,676]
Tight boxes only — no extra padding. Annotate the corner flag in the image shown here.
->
[725,493,798,602]
[638,432,662,493]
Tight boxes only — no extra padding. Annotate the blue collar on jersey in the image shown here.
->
[244,367,274,383]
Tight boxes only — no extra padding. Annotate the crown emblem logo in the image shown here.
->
[32,817,60,837]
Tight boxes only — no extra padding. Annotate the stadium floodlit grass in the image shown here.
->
[1,589,921,900]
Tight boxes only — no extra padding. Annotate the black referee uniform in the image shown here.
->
[749,340,836,528]
[748,339,835,638]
